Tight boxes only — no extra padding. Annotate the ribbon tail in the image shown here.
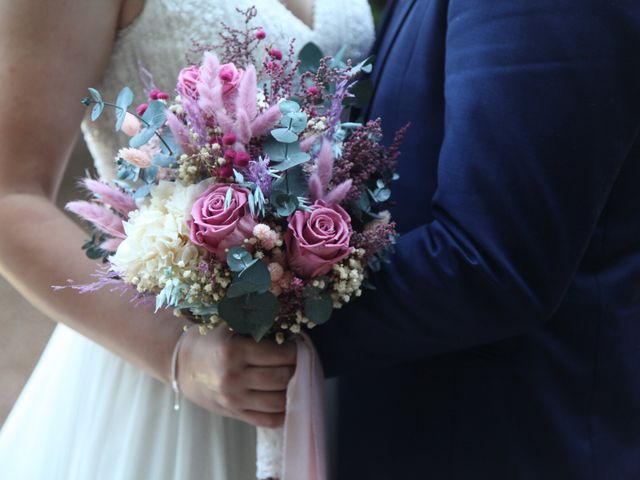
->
[282,333,327,480]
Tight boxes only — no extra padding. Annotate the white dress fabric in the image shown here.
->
[0,1,374,479]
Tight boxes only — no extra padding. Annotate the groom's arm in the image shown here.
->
[312,0,640,375]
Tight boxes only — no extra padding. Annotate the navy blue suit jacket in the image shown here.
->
[311,1,640,478]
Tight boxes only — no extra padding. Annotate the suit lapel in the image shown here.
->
[366,0,418,118]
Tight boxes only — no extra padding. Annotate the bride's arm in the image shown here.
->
[0,0,294,428]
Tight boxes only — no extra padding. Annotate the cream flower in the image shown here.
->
[110,180,210,291]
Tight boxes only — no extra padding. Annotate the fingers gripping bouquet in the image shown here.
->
[65,7,406,480]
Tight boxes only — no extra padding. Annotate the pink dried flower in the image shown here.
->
[136,103,148,116]
[177,65,201,101]
[253,223,280,250]
[268,262,284,282]
[219,164,234,179]
[234,150,251,167]
[223,132,237,145]
[351,221,398,262]
[270,48,283,60]
[256,30,267,40]
[307,85,320,95]
[149,88,169,101]
[117,147,153,169]
[65,202,126,239]
[79,178,137,217]
[224,149,237,161]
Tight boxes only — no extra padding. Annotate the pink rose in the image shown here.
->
[285,201,354,278]
[219,63,243,95]
[189,184,257,260]
[177,65,201,101]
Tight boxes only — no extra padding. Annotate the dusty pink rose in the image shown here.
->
[177,65,201,100]
[285,201,354,278]
[189,184,257,260]
[219,63,243,95]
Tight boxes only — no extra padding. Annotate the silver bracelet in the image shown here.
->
[171,324,195,412]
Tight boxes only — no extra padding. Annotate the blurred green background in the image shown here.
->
[371,0,387,26]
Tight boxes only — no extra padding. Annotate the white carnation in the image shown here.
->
[110,180,211,291]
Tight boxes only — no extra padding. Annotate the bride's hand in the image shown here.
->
[178,326,297,428]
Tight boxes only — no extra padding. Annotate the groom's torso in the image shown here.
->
[333,1,640,479]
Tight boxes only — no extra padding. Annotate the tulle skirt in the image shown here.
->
[0,324,256,479]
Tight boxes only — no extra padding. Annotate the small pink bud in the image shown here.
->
[136,103,148,116]
[155,91,170,101]
[222,132,237,146]
[224,149,237,161]
[148,88,161,100]
[307,85,320,95]
[218,164,234,179]
[256,30,267,40]
[234,151,251,168]
[270,48,283,60]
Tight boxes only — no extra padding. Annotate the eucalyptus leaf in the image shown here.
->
[281,111,308,134]
[114,86,134,131]
[304,292,333,326]
[271,151,311,172]
[91,102,104,122]
[279,100,301,114]
[160,129,182,156]
[129,127,156,149]
[264,138,287,161]
[142,166,159,184]
[271,128,299,144]
[88,88,103,104]
[238,261,271,291]
[134,184,151,199]
[298,42,324,72]
[272,165,308,197]
[153,154,176,168]
[142,100,166,129]
[271,191,299,217]
[369,187,391,203]
[219,292,280,342]
[227,247,255,273]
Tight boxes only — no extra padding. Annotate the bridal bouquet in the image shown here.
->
[64,7,405,480]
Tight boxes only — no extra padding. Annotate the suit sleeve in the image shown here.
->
[311,0,640,376]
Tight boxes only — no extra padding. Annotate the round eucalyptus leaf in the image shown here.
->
[91,102,105,122]
[88,88,103,104]
[281,112,308,134]
[219,292,280,342]
[271,128,299,144]
[129,127,156,148]
[304,292,333,326]
[279,100,301,114]
[227,247,254,272]
[298,42,324,72]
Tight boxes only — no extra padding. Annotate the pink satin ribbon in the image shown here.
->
[282,333,327,480]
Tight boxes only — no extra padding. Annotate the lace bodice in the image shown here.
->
[80,0,375,181]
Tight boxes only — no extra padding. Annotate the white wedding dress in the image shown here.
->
[0,1,374,479]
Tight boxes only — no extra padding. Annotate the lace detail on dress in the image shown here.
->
[80,0,375,182]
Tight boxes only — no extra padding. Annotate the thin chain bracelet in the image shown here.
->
[171,324,195,412]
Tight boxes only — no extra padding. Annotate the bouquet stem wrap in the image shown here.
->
[256,334,326,480]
